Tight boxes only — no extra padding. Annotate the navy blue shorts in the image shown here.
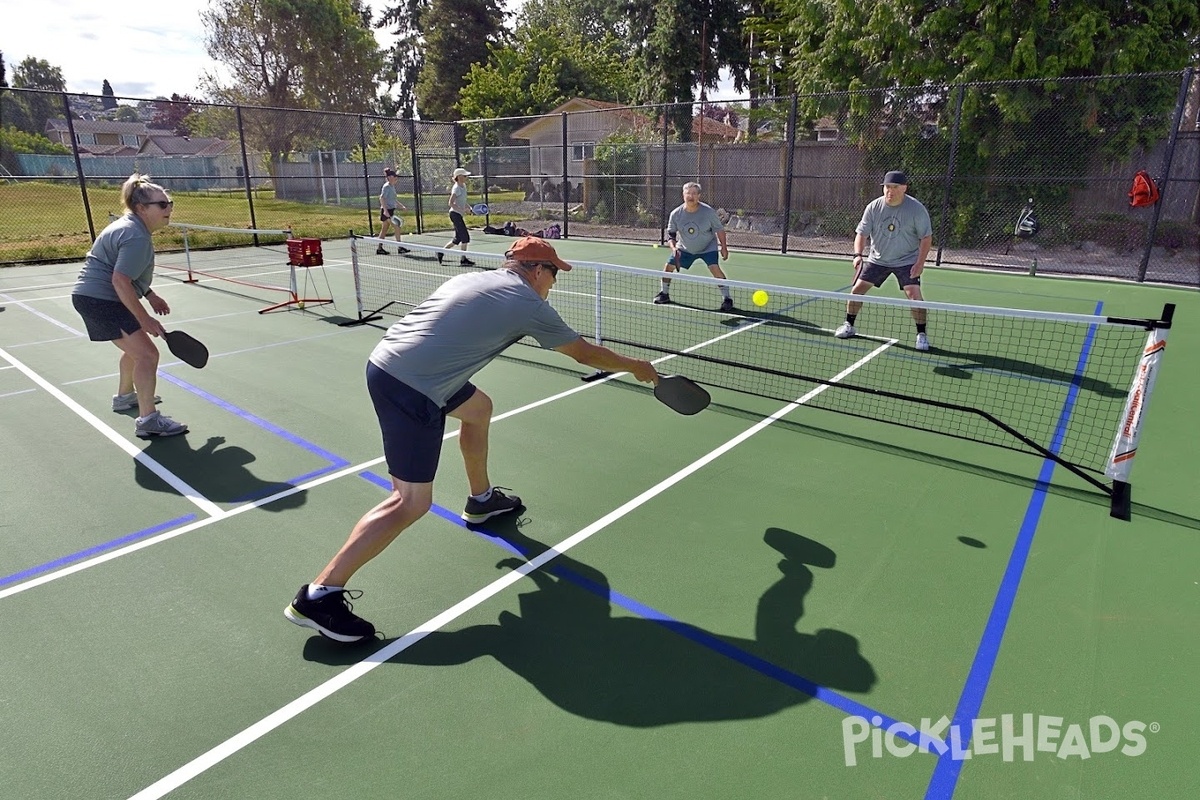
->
[366,362,477,483]
[667,249,719,270]
[858,261,920,288]
[72,294,142,341]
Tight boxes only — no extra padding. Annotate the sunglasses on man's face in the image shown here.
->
[146,200,174,209]
[540,263,559,278]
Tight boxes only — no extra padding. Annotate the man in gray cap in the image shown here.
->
[835,170,934,351]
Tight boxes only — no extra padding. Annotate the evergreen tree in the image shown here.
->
[101,79,118,110]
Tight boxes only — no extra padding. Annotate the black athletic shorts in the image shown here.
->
[858,261,920,289]
[71,294,142,341]
[448,210,470,244]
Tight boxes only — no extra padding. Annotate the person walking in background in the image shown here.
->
[70,173,187,439]
[835,170,934,351]
[653,182,734,312]
[439,167,476,266]
[285,237,659,643]
[376,167,410,255]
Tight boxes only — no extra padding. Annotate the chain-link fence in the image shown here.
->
[3,71,1197,284]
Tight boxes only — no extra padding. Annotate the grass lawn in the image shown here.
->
[0,182,526,263]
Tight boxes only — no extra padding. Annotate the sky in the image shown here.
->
[6,0,738,104]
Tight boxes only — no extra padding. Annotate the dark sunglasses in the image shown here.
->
[537,262,559,277]
[145,200,174,209]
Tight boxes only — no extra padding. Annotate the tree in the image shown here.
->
[413,0,506,122]
[750,0,1200,243]
[624,0,749,139]
[10,57,66,138]
[457,21,637,124]
[150,94,202,135]
[101,79,118,110]
[377,0,426,118]
[201,0,384,160]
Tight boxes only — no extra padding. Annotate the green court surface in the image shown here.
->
[2,233,1198,799]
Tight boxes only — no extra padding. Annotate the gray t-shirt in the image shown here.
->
[73,213,155,302]
[667,202,724,254]
[449,182,468,214]
[855,195,933,267]
[369,268,580,406]
[380,181,399,210]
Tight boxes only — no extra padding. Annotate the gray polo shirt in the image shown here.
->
[667,202,724,254]
[369,268,580,406]
[856,195,932,267]
[72,213,155,302]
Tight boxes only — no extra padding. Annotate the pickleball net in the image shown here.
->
[157,223,333,313]
[347,235,1173,517]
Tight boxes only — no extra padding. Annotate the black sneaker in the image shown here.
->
[460,257,476,267]
[436,251,445,264]
[653,291,671,304]
[284,585,376,643]
[719,297,734,313]
[375,245,388,255]
[396,246,411,255]
[461,487,522,524]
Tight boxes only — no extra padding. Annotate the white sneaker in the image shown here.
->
[112,392,161,412]
[834,322,856,339]
[135,411,188,439]
[915,332,930,351]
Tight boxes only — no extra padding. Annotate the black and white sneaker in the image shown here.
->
[461,487,522,524]
[718,297,734,313]
[284,585,376,643]
[653,291,671,304]
[375,244,389,255]
[460,257,476,267]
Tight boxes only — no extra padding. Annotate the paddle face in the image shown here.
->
[654,375,710,415]
[471,203,490,215]
[165,330,209,369]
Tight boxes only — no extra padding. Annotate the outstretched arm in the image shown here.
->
[555,338,658,384]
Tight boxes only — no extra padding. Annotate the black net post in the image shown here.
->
[780,93,798,254]
[1138,68,1194,282]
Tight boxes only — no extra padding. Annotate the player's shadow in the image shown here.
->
[134,435,306,510]
[307,522,875,726]
[931,348,1126,396]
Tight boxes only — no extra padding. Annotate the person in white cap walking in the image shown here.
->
[439,167,476,266]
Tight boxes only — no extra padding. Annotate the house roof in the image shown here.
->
[509,98,655,139]
[140,135,234,157]
[44,118,168,136]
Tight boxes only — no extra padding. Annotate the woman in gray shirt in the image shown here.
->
[70,173,187,439]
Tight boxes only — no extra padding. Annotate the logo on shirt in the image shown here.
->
[687,225,697,236]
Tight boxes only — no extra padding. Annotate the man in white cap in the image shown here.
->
[835,170,934,351]
[285,237,659,643]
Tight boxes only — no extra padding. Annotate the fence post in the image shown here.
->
[480,120,490,228]
[561,112,570,236]
[781,93,798,253]
[936,83,966,266]
[61,93,96,241]
[358,115,374,237]
[1137,68,1194,282]
[660,104,669,244]
[234,107,259,244]
[409,119,422,235]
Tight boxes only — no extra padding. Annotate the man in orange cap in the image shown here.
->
[286,237,658,642]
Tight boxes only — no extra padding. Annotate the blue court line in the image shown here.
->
[2,372,350,593]
[923,300,1104,799]
[157,372,351,469]
[0,514,198,588]
[359,469,934,749]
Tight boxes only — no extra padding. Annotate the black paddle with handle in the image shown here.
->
[654,375,710,415]
[164,330,209,369]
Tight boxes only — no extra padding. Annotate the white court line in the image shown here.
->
[0,346,224,518]
[0,310,784,600]
[0,388,37,399]
[0,292,84,337]
[125,339,898,800]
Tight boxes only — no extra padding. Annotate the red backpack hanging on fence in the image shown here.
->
[1129,170,1160,208]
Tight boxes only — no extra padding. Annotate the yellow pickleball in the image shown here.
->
[752,290,770,307]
